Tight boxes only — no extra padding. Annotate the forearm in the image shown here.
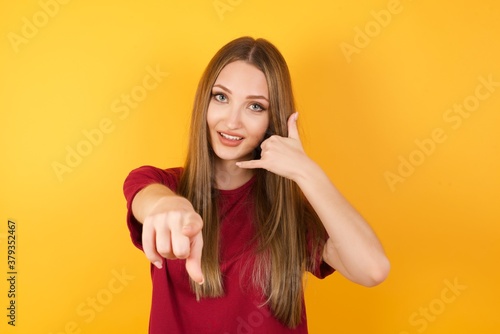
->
[294,159,390,286]
[132,183,191,224]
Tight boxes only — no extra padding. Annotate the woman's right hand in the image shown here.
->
[140,194,204,284]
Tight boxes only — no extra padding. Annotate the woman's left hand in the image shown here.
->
[236,112,311,181]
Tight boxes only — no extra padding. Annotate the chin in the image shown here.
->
[213,148,251,163]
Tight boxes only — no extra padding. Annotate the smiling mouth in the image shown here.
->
[218,132,243,141]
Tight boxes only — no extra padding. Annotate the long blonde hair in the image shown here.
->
[177,36,326,328]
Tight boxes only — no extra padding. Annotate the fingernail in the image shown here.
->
[154,261,163,269]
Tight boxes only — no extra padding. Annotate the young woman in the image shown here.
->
[123,36,390,333]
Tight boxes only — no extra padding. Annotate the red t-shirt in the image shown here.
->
[123,166,334,334]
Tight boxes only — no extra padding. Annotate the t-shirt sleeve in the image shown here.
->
[311,250,335,279]
[307,230,335,279]
[122,166,182,251]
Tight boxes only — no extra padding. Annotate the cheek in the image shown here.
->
[261,114,270,136]
[206,105,217,130]
[250,116,269,141]
[205,106,219,147]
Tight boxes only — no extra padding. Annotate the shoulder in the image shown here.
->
[129,165,182,178]
[123,166,183,194]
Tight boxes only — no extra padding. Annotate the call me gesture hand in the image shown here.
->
[236,112,310,181]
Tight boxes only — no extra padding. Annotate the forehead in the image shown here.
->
[214,61,268,96]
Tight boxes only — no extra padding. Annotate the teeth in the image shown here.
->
[220,132,242,141]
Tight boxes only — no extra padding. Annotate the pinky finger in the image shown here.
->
[236,160,263,170]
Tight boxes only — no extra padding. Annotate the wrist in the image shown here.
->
[293,156,320,186]
[149,195,193,216]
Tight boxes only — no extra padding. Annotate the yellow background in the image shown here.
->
[1,0,499,333]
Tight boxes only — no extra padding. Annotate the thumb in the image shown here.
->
[287,112,300,140]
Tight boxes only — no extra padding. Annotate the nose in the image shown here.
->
[225,105,242,130]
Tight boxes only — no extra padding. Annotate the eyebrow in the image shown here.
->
[213,84,269,102]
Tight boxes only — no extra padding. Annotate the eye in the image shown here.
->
[212,93,227,103]
[249,103,265,112]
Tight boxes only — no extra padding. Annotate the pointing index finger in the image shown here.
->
[185,232,204,284]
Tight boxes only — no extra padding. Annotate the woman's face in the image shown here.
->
[207,60,270,165]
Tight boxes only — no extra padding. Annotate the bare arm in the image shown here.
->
[294,160,390,286]
[132,183,204,284]
[237,113,390,286]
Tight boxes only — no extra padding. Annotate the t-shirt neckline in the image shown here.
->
[217,175,257,195]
